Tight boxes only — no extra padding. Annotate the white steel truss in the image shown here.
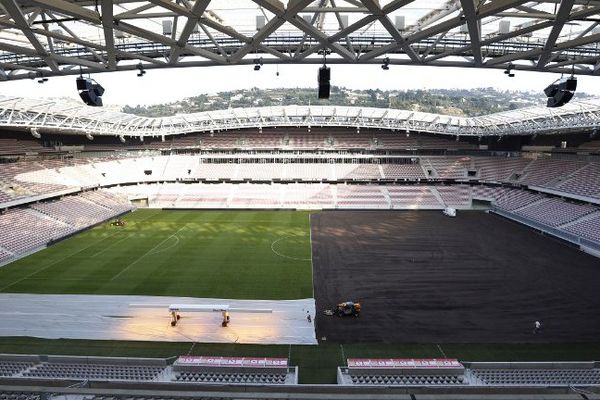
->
[0,94,599,137]
[0,0,599,81]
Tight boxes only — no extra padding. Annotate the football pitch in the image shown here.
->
[0,209,313,299]
[2,208,600,384]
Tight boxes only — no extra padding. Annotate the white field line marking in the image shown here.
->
[148,235,180,256]
[309,213,314,299]
[437,343,447,358]
[110,224,188,281]
[270,236,311,261]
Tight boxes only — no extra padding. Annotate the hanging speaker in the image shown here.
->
[318,66,330,99]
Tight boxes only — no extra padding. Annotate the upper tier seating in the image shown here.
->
[473,157,531,182]
[381,164,426,180]
[555,162,600,198]
[427,157,470,179]
[5,156,600,204]
[518,159,588,187]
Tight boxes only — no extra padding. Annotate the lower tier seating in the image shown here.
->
[23,362,164,381]
[472,368,600,385]
[349,374,465,385]
[174,371,286,384]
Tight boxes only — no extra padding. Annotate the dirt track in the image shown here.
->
[311,210,600,343]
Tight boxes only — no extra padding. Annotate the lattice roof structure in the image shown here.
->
[0,94,598,136]
[0,0,599,81]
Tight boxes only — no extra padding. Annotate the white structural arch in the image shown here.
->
[0,95,599,138]
[0,0,600,80]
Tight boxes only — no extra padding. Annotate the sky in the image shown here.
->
[1,64,599,107]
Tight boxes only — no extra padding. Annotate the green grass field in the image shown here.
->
[0,209,313,299]
[1,209,600,384]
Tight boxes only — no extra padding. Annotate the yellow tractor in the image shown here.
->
[335,301,361,317]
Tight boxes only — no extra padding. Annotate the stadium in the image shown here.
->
[1,0,600,399]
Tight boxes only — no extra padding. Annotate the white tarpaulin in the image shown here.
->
[0,294,317,345]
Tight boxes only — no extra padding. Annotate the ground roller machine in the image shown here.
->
[335,301,361,317]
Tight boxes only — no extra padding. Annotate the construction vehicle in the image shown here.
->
[335,301,361,317]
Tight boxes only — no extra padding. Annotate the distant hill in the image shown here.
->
[122,87,593,118]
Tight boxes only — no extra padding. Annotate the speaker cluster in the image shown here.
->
[544,76,577,108]
[76,77,105,107]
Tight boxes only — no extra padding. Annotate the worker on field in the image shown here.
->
[307,311,312,323]
[533,320,542,334]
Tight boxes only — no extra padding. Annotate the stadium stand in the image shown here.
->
[338,358,467,386]
[436,185,471,207]
[3,354,600,389]
[0,190,133,265]
[3,155,599,202]
[426,157,470,179]
[555,162,600,198]
[494,190,546,211]
[471,185,512,202]
[470,362,600,386]
[338,359,600,387]
[171,356,296,385]
[23,362,164,381]
[514,198,597,227]
[473,157,531,182]
[517,158,588,188]
[381,163,427,180]
[0,151,599,260]
[0,361,35,377]
[564,213,600,243]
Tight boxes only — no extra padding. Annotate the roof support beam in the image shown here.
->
[459,0,483,65]
[169,0,211,64]
[536,0,576,69]
[359,0,421,63]
[1,0,59,72]
[101,0,116,70]
[487,32,600,65]
[253,0,356,61]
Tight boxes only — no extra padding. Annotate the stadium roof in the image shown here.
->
[1,94,599,137]
[0,0,599,81]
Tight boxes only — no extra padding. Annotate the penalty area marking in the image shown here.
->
[148,235,180,256]
[270,235,311,261]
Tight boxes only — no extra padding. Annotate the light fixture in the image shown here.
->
[35,71,48,83]
[136,63,146,77]
[504,63,515,77]
[253,57,263,71]
[381,57,390,70]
